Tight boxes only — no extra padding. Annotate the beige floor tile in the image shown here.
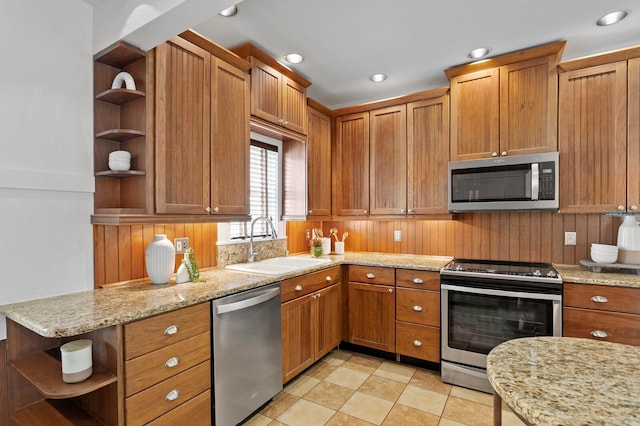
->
[382,403,441,426]
[305,360,339,380]
[341,354,383,374]
[325,349,352,363]
[449,386,493,407]
[244,413,273,426]
[304,380,355,410]
[437,419,467,426]
[260,392,299,419]
[397,384,448,416]
[373,361,416,383]
[324,366,370,390]
[276,399,336,426]
[441,395,494,426]
[410,369,452,395]
[267,421,287,426]
[358,375,406,402]
[326,412,376,426]
[284,375,320,397]
[340,392,394,425]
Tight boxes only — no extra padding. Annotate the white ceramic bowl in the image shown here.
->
[591,249,617,264]
[108,160,130,171]
[591,243,618,252]
[109,150,131,161]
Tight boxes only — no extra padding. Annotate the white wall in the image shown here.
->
[0,0,94,340]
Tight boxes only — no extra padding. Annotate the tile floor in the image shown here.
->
[244,349,526,426]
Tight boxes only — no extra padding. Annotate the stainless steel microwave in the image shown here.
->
[448,152,559,212]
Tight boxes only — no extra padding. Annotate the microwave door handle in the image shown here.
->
[531,163,539,200]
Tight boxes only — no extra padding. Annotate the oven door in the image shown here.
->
[441,284,562,369]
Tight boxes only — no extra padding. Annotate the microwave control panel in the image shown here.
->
[538,161,555,200]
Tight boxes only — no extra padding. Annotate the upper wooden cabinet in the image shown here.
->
[306,102,332,217]
[447,41,564,161]
[155,34,250,217]
[232,44,311,135]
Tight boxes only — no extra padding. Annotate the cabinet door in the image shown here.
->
[316,284,342,358]
[370,105,407,215]
[559,62,627,213]
[450,68,499,161]
[282,76,308,135]
[348,282,395,352]
[334,112,370,215]
[210,57,250,215]
[407,96,450,214]
[628,58,640,211]
[307,107,332,216]
[155,38,211,214]
[281,294,315,383]
[500,55,558,155]
[250,58,282,125]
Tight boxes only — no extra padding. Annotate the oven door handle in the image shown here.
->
[441,284,561,301]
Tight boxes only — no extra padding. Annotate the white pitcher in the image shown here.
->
[617,215,640,250]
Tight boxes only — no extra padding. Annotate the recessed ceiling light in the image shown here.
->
[219,5,238,17]
[596,10,628,26]
[468,47,491,60]
[284,53,304,64]
[369,73,387,83]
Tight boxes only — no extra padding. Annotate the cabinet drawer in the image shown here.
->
[125,332,210,396]
[395,321,439,362]
[563,307,640,346]
[124,303,210,360]
[349,265,395,285]
[281,266,341,303]
[146,389,211,426]
[396,269,440,291]
[125,361,210,426]
[564,283,640,315]
[396,288,439,326]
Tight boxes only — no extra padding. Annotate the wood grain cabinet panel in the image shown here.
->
[306,106,332,216]
[395,269,440,291]
[396,288,439,326]
[395,321,439,363]
[146,389,211,426]
[281,266,341,303]
[628,58,640,211]
[281,290,315,382]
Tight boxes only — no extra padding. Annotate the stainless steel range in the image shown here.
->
[440,259,562,393]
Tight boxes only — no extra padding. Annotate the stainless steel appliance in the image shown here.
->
[211,282,282,425]
[448,152,559,212]
[440,259,562,393]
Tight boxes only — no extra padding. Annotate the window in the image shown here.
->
[228,135,281,239]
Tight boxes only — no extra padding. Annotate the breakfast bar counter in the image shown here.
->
[487,336,640,425]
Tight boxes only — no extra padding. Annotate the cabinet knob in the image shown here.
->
[618,205,625,211]
[501,151,507,156]
[295,285,303,291]
[491,152,498,157]
[631,205,638,211]
[308,209,313,214]
[205,206,212,213]
[408,209,414,214]
[412,340,422,347]
[326,276,332,282]
[165,389,180,401]
[413,278,424,284]
[363,209,368,214]
[366,273,375,279]
[165,357,180,368]
[163,325,178,335]
[283,120,289,125]
[213,206,219,213]
[412,305,423,312]
[590,330,608,339]
[591,295,608,303]
[400,208,406,213]
[388,288,393,293]
[279,118,284,124]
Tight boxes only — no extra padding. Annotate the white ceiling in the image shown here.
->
[192,0,640,109]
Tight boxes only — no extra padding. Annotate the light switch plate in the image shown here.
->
[564,232,576,246]
[394,230,402,242]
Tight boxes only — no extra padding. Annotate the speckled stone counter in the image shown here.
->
[487,336,640,425]
[0,252,451,338]
[554,264,640,289]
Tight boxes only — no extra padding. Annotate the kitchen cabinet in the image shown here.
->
[395,269,440,363]
[447,42,564,161]
[93,41,153,221]
[306,102,332,217]
[232,44,311,135]
[563,283,640,346]
[281,266,341,383]
[348,265,395,352]
[155,35,250,217]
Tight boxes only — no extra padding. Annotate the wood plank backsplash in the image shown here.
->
[94,213,617,287]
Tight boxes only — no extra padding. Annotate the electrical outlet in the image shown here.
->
[564,232,576,246]
[394,230,402,242]
[174,237,189,254]
[305,229,311,240]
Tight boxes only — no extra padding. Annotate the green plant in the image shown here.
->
[183,247,204,282]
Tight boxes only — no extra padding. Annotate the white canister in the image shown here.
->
[145,234,176,284]
[60,339,93,383]
[334,241,345,255]
[321,237,331,256]
[617,215,640,250]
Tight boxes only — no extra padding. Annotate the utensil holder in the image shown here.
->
[334,241,344,254]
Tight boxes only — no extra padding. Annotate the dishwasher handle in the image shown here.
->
[216,287,280,315]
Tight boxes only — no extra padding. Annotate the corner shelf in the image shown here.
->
[96,88,145,105]
[95,129,145,141]
[95,170,145,178]
[12,399,104,425]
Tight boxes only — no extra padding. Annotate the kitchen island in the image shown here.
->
[487,336,640,425]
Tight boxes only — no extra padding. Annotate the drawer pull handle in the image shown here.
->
[164,325,178,335]
[164,357,179,368]
[326,276,332,281]
[412,305,423,312]
[591,295,608,303]
[366,273,375,279]
[165,389,180,401]
[295,285,303,291]
[413,340,422,347]
[591,330,608,338]
[413,278,424,284]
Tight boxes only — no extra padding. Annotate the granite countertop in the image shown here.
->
[554,264,640,288]
[0,252,452,338]
[487,336,640,425]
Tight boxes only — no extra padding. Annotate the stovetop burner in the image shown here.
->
[441,259,561,284]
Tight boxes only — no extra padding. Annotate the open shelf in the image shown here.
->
[95,170,145,178]
[96,88,145,105]
[95,41,145,68]
[9,351,117,399]
[11,399,104,426]
[95,129,145,141]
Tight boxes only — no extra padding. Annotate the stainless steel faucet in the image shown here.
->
[248,216,278,262]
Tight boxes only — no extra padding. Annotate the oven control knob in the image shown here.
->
[444,264,452,270]
[533,269,542,277]
[455,265,464,271]
[547,270,557,278]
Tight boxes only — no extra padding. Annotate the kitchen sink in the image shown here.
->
[225,256,332,275]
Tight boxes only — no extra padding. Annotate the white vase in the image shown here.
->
[617,215,640,250]
[145,234,175,284]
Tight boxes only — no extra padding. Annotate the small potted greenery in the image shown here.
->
[310,237,323,257]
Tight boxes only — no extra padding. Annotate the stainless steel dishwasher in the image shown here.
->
[211,282,282,426]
